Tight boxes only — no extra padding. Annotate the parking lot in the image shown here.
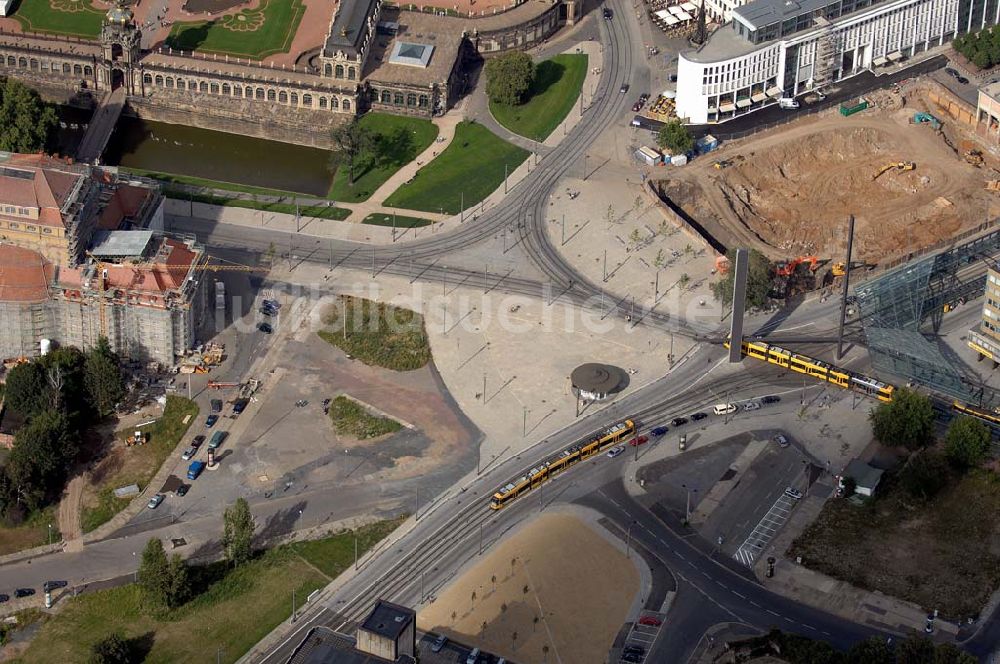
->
[733,491,798,567]
[417,633,506,664]
[615,611,667,663]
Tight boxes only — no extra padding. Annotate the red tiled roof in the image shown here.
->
[97,185,154,231]
[0,154,88,229]
[0,244,53,302]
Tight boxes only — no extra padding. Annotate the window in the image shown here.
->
[348,67,356,80]
[407,93,417,106]
[209,83,218,94]
[418,94,428,108]
[325,63,333,77]
[342,99,350,111]
[256,88,265,100]
[9,223,17,229]
[381,90,391,103]
[43,228,51,234]
[166,77,174,88]
[29,59,38,70]
[26,225,35,232]
[233,85,242,97]
[319,97,327,109]
[290,92,298,105]
[199,81,208,92]
[303,94,312,106]
[84,65,93,76]
[155,75,163,86]
[73,63,81,74]
[335,64,344,78]
[6,56,13,66]
[144,73,152,85]
[394,92,404,105]
[19,57,27,68]
[279,90,288,103]
[330,97,339,109]
[222,83,230,95]
[177,79,186,90]
[267,89,275,101]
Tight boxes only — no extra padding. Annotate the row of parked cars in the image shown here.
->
[0,580,67,603]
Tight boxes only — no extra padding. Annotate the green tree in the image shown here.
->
[656,119,695,155]
[137,538,171,607]
[166,553,190,608]
[628,228,642,250]
[222,497,255,567]
[484,51,535,106]
[89,632,133,664]
[331,119,374,186]
[845,636,893,664]
[944,416,990,469]
[932,643,978,664]
[899,448,949,501]
[5,409,76,510]
[0,77,58,153]
[897,634,936,664]
[869,387,934,451]
[84,337,124,418]
[710,248,773,309]
[3,360,51,418]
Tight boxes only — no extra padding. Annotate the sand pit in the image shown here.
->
[660,92,995,265]
[419,511,640,664]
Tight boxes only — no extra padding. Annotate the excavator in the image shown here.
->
[831,260,876,277]
[775,255,819,277]
[872,161,915,180]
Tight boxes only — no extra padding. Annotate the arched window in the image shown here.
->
[418,94,428,108]
[7,56,15,67]
[210,83,219,94]
[290,92,298,105]
[199,81,208,92]
[143,73,152,85]
[325,63,332,77]
[20,58,29,68]
[72,63,80,74]
[406,93,416,106]
[222,83,230,95]
[380,90,391,104]
[319,97,327,109]
[266,89,275,101]
[29,59,38,70]
[62,62,69,73]
[176,79,185,90]
[342,99,351,111]
[330,97,339,109]
[278,90,287,103]
[394,92,404,105]
[233,85,242,97]
[302,94,312,106]
[155,75,164,86]
[84,65,93,76]
[335,64,344,78]
[166,77,174,88]
[348,67,356,81]
[256,88,264,100]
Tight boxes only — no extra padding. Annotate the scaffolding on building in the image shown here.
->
[812,16,838,90]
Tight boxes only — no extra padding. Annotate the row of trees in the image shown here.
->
[90,498,257,663]
[0,339,125,522]
[763,630,976,664]
[953,28,1000,70]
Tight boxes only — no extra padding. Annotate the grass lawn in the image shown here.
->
[12,0,103,38]
[328,396,401,440]
[81,397,198,533]
[490,54,588,141]
[361,213,433,228]
[383,121,529,215]
[788,469,1000,619]
[318,296,431,371]
[166,0,305,59]
[14,519,404,664]
[0,508,59,556]
[171,190,352,222]
[328,114,439,203]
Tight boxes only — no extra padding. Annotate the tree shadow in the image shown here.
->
[254,499,308,548]
[528,60,566,98]
[127,631,156,661]
[165,22,214,52]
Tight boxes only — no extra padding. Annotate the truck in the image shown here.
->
[187,460,206,480]
[208,431,227,450]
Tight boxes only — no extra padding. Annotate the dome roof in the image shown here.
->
[105,1,134,25]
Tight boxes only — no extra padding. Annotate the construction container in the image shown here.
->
[696,134,718,154]
[839,99,869,116]
[670,154,688,166]
[635,146,663,165]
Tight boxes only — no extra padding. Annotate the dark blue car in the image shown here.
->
[651,426,669,437]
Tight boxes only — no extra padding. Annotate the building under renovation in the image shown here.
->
[0,152,205,365]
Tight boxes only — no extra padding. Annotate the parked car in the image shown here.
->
[639,93,650,102]
[232,398,249,415]
[603,7,613,18]
[259,306,275,317]
[205,414,219,428]
[181,447,197,460]
[690,412,708,421]
[147,494,165,509]
[431,634,448,652]
[263,299,281,310]
[743,401,761,411]
[187,460,206,480]
[258,322,273,334]
[176,484,190,497]
[761,395,781,404]
[650,426,669,437]
[670,417,688,427]
[632,101,642,112]
[0,594,9,603]
[629,435,650,446]
[713,404,737,415]
[773,434,789,448]
[638,615,662,626]
[14,588,34,598]
[607,445,626,458]
[43,580,67,592]
[784,487,803,500]
[208,431,227,450]
[958,75,970,85]
[946,67,959,77]
[211,399,223,413]
[191,435,205,449]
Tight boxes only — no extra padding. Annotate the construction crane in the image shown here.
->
[872,161,915,180]
[775,255,819,278]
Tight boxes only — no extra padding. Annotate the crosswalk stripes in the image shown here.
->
[733,493,798,567]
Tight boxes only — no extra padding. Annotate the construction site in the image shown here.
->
[656,83,999,274]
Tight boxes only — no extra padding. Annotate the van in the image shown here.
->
[778,97,800,109]
[466,647,480,664]
[714,403,737,415]
[208,430,227,450]
[187,460,206,481]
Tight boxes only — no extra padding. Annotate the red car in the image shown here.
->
[629,435,649,446]
[638,615,662,627]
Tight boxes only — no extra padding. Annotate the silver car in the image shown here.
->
[784,487,803,500]
[147,494,165,509]
[743,401,761,411]
[772,434,789,448]
[181,447,196,460]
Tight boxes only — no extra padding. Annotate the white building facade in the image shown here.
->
[675,0,988,124]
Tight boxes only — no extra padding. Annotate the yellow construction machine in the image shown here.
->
[872,161,916,180]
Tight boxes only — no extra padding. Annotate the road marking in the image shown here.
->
[768,610,780,616]
[733,491,799,567]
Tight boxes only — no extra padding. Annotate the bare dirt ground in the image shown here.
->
[659,88,996,266]
[418,511,639,664]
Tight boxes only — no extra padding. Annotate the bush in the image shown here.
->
[869,387,934,451]
[328,396,401,439]
[898,449,949,500]
[485,51,535,106]
[944,416,990,469]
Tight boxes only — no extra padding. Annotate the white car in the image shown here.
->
[147,494,165,509]
[181,447,196,460]
[606,445,626,458]
[772,434,789,448]
[784,487,803,500]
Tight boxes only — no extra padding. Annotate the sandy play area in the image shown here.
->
[419,511,640,664]
[658,84,996,266]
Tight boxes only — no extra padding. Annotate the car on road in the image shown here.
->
[258,322,273,334]
[191,435,205,449]
[176,484,189,497]
[690,412,707,421]
[958,75,970,85]
[773,434,789,448]
[650,426,669,437]
[670,417,688,427]
[187,460,206,480]
[632,101,642,112]
[43,580,67,592]
[607,445,626,458]
[181,447,197,460]
[743,401,761,411]
[431,634,448,652]
[0,594,8,603]
[619,83,630,94]
[629,435,649,447]
[946,67,959,77]
[205,414,219,428]
[147,494,165,510]
[14,588,34,598]
[761,395,781,404]
[784,487,803,500]
[713,403,737,415]
[638,615,662,626]
[211,399,223,413]
[603,7,613,18]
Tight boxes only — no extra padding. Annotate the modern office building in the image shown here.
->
[675,0,988,124]
[968,266,1000,363]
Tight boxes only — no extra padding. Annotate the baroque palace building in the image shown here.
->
[0,0,578,148]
